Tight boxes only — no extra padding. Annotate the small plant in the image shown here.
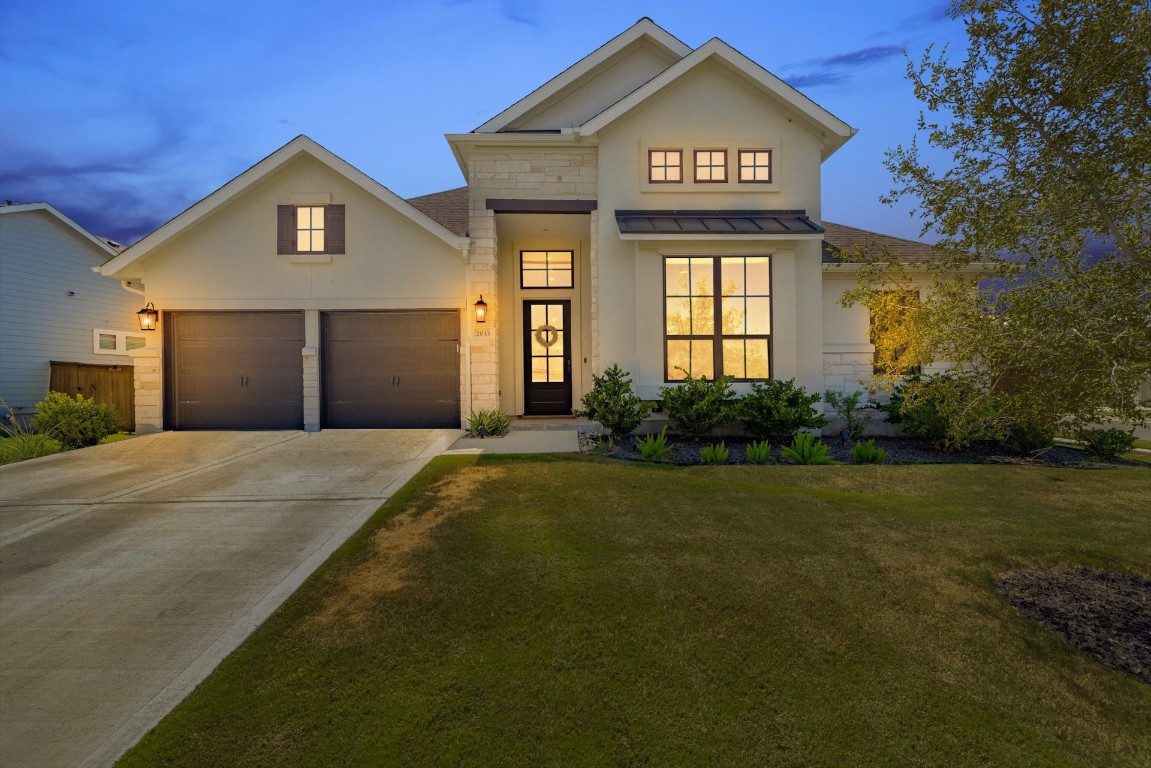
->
[31,391,121,450]
[573,364,651,444]
[781,432,837,465]
[850,439,888,464]
[1,400,63,465]
[745,439,772,465]
[738,379,827,444]
[699,441,729,465]
[824,389,871,440]
[1006,418,1056,455]
[659,371,735,439]
[637,427,672,461]
[1075,427,1136,460]
[465,408,511,438]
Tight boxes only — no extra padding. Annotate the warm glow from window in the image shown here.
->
[694,150,727,182]
[521,250,573,288]
[296,206,325,252]
[649,149,682,183]
[738,150,772,183]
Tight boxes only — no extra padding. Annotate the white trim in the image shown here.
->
[288,254,332,264]
[0,203,119,258]
[93,328,148,355]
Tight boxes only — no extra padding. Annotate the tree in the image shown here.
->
[848,0,1151,437]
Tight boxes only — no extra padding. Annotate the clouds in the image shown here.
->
[783,45,906,89]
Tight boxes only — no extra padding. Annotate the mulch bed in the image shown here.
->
[998,568,1151,685]
[579,433,1146,469]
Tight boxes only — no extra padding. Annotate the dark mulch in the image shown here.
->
[998,568,1151,685]
[580,433,1146,469]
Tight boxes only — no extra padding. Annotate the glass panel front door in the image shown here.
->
[523,301,571,415]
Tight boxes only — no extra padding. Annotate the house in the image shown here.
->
[99,18,936,433]
[0,202,142,426]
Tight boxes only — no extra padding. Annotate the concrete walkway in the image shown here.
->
[444,417,592,455]
[0,429,455,768]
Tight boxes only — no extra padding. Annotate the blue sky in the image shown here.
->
[0,0,965,245]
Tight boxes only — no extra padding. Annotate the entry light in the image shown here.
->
[474,295,488,323]
[137,302,159,331]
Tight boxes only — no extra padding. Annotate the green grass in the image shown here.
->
[120,457,1151,767]
[100,432,135,444]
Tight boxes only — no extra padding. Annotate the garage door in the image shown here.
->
[322,311,460,428]
[164,312,304,430]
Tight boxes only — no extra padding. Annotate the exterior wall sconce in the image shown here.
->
[137,302,159,331]
[474,295,488,323]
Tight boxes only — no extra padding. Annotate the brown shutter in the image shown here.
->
[326,204,345,254]
[277,205,296,254]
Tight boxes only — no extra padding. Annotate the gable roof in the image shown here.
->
[474,18,692,134]
[0,202,120,259]
[579,38,857,159]
[408,186,470,237]
[100,136,467,279]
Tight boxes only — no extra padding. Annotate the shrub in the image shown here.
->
[850,439,888,464]
[31,392,121,450]
[781,433,837,465]
[745,439,772,465]
[699,441,729,465]
[823,389,871,439]
[738,379,827,444]
[465,408,511,437]
[659,372,735,439]
[573,364,651,443]
[637,427,672,461]
[1,402,63,464]
[1075,428,1136,460]
[1006,418,1056,455]
[879,372,999,451]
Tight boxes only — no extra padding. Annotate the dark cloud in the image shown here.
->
[439,0,539,27]
[784,72,848,88]
[820,45,905,68]
[904,2,955,28]
[783,45,905,89]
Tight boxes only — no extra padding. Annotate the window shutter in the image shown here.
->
[326,204,345,254]
[277,205,295,254]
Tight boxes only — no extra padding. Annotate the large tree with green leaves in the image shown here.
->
[849,0,1151,437]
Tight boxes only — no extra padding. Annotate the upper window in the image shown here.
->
[869,289,922,376]
[648,149,682,183]
[694,150,727,183]
[93,329,147,355]
[277,204,345,255]
[738,150,772,183]
[664,256,771,381]
[521,250,574,288]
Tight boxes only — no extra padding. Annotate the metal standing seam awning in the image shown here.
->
[615,209,825,237]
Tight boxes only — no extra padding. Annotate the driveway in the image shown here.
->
[0,429,456,767]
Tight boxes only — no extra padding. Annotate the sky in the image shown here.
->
[0,0,968,246]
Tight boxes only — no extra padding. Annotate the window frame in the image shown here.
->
[93,328,148,355]
[869,288,923,376]
[648,149,684,184]
[662,255,773,382]
[295,205,326,253]
[737,149,773,184]
[520,250,575,290]
[693,149,728,184]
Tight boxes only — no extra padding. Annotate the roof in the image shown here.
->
[407,186,469,237]
[0,202,120,259]
[101,136,468,280]
[616,210,823,236]
[821,221,942,263]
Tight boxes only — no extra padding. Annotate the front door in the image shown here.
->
[523,300,571,415]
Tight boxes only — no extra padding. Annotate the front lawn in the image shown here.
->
[121,457,1151,767]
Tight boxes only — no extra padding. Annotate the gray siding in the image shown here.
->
[0,210,140,416]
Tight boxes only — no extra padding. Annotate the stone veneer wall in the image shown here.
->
[465,146,598,411]
[128,345,163,433]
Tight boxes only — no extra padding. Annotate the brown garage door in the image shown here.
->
[322,311,460,428]
[164,312,304,430]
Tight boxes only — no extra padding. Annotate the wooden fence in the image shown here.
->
[49,361,135,432]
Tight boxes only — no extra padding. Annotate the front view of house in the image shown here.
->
[101,18,899,432]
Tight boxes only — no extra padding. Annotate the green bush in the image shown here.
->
[824,389,871,439]
[781,433,837,465]
[850,439,888,464]
[738,379,827,443]
[879,372,998,451]
[0,433,63,465]
[699,441,729,465]
[573,364,651,443]
[637,427,672,461]
[31,392,121,450]
[745,439,772,465]
[1007,418,1056,455]
[659,372,735,439]
[1075,427,1136,460]
[465,408,511,437]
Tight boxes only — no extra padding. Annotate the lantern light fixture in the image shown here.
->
[474,295,488,323]
[137,302,159,331]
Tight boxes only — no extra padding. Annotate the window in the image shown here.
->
[93,329,147,355]
[521,250,574,288]
[738,149,772,183]
[277,204,345,255]
[694,150,727,183]
[869,289,922,375]
[648,149,682,183]
[664,256,771,381]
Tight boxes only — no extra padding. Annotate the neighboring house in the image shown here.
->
[99,18,939,433]
[0,202,143,424]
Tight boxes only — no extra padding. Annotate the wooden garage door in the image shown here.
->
[164,312,304,430]
[323,311,460,428]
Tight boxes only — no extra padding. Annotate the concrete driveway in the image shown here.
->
[0,429,456,767]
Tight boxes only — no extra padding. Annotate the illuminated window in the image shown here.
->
[296,206,325,253]
[694,150,727,183]
[738,150,772,183]
[277,204,345,255]
[648,149,682,183]
[521,250,574,288]
[664,256,771,381]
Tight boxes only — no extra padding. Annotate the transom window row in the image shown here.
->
[648,149,773,184]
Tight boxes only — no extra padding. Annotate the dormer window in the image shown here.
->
[648,149,682,183]
[738,150,772,183]
[277,204,345,255]
[694,150,727,183]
